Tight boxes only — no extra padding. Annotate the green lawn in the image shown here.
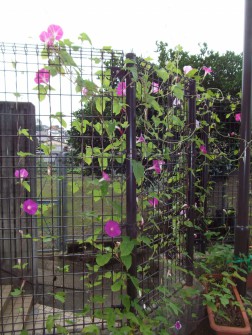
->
[36,172,126,250]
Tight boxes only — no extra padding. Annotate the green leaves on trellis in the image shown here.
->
[95,97,110,114]
[96,252,112,266]
[59,49,77,67]
[78,32,92,45]
[33,84,54,102]
[119,236,135,270]
[50,112,67,128]
[40,143,52,156]
[72,119,90,134]
[82,324,100,334]
[17,128,32,140]
[131,160,144,185]
[156,67,169,82]
[10,288,22,297]
[51,291,66,304]
[171,83,184,100]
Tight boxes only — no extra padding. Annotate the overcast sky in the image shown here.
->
[1,0,245,59]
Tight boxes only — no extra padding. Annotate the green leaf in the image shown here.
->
[128,67,138,81]
[95,97,109,114]
[18,128,32,140]
[150,99,162,113]
[13,92,21,98]
[17,151,34,158]
[46,315,55,332]
[100,181,109,197]
[40,143,52,156]
[59,50,77,67]
[102,46,112,50]
[186,68,198,78]
[82,324,100,334]
[131,160,144,184]
[50,112,67,128]
[69,181,80,194]
[156,68,169,82]
[38,84,48,101]
[21,180,30,192]
[91,295,106,304]
[78,32,92,45]
[93,122,103,135]
[20,330,29,335]
[120,236,135,256]
[83,147,93,165]
[113,100,121,115]
[96,253,112,266]
[111,279,124,292]
[121,294,131,311]
[121,255,132,270]
[56,325,69,334]
[128,275,139,291]
[172,115,184,127]
[53,291,66,304]
[10,288,22,297]
[172,83,184,100]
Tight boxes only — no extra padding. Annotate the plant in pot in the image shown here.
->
[196,243,251,334]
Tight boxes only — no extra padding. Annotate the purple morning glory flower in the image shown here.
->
[104,220,121,237]
[174,320,182,330]
[22,199,38,215]
[15,168,29,179]
[116,82,126,96]
[148,197,159,209]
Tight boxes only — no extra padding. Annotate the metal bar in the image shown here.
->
[201,103,210,253]
[125,53,137,300]
[235,0,252,296]
[186,79,196,286]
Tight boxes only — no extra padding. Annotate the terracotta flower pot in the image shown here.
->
[206,282,251,335]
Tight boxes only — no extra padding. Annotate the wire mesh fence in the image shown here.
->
[0,42,247,334]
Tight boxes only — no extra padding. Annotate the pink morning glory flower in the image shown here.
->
[104,220,121,237]
[99,171,111,182]
[34,68,50,84]
[39,24,63,46]
[202,66,213,78]
[200,145,207,154]
[151,82,159,94]
[235,113,241,122]
[116,82,126,96]
[136,134,146,143]
[82,87,88,96]
[15,168,29,179]
[148,197,159,209]
[22,199,38,215]
[183,65,193,74]
[174,321,182,330]
[147,160,165,174]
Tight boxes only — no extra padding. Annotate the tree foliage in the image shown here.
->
[156,41,243,96]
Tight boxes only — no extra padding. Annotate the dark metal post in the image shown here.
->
[57,152,68,252]
[125,53,137,300]
[186,80,196,286]
[201,103,210,253]
[235,0,252,296]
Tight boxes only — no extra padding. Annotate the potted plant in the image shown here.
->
[195,242,251,335]
[202,273,251,334]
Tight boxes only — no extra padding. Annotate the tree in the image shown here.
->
[156,41,243,96]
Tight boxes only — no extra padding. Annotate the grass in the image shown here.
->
[36,171,126,250]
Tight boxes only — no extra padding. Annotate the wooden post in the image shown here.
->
[0,101,37,286]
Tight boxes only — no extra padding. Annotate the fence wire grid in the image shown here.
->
[0,42,246,334]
